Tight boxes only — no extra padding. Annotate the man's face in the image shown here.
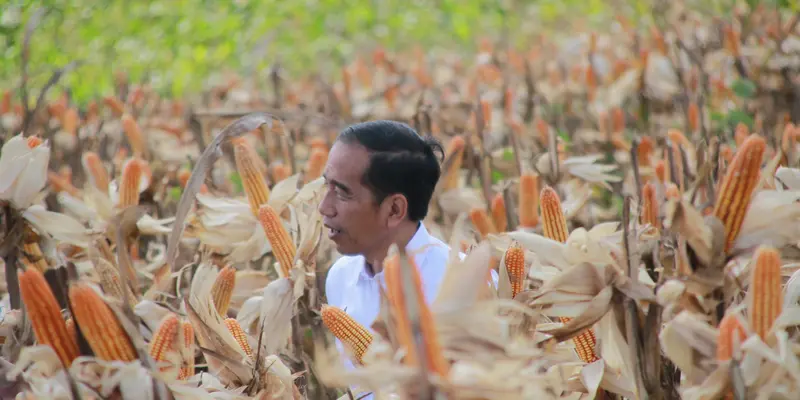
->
[318,141,388,256]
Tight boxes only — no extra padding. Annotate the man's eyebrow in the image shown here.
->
[323,174,351,194]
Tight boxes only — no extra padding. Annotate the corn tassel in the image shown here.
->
[469,207,497,239]
[68,282,138,362]
[178,321,195,380]
[540,186,569,243]
[749,246,782,340]
[490,193,508,232]
[149,313,180,371]
[713,134,766,253]
[225,318,254,358]
[212,266,236,316]
[443,136,466,190]
[233,137,271,218]
[518,173,540,228]
[304,148,328,184]
[257,204,296,278]
[19,268,79,368]
[383,252,450,377]
[504,242,525,298]
[118,158,144,209]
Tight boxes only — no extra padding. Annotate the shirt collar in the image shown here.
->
[357,222,433,283]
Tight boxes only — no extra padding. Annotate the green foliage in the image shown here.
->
[0,0,623,105]
[731,78,756,99]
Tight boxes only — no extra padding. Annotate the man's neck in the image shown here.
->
[363,221,420,276]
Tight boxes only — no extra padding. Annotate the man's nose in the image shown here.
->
[318,190,335,217]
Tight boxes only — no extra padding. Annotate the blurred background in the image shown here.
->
[1,0,681,104]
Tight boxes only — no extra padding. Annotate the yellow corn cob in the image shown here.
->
[22,239,48,273]
[320,305,373,365]
[82,152,110,194]
[224,318,253,358]
[717,313,747,361]
[104,96,125,117]
[518,173,540,228]
[504,242,525,298]
[212,266,236,316]
[304,148,328,184]
[640,182,659,229]
[444,136,466,190]
[149,313,180,370]
[688,102,700,133]
[490,193,508,232]
[232,137,271,218]
[121,114,147,158]
[713,134,766,253]
[270,161,291,183]
[383,252,450,377]
[118,157,144,209]
[638,136,654,170]
[749,246,782,340]
[93,258,127,300]
[257,204,296,278]
[540,186,598,363]
[469,207,497,239]
[540,186,569,243]
[68,282,138,362]
[19,268,79,368]
[178,321,195,380]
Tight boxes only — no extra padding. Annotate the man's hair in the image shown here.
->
[337,120,444,221]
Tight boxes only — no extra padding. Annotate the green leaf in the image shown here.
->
[169,187,182,202]
[491,170,505,184]
[727,110,754,130]
[502,148,514,162]
[557,130,571,144]
[731,78,757,99]
[229,171,244,193]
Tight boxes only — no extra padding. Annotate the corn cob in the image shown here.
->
[717,313,747,361]
[713,134,766,253]
[270,161,291,183]
[504,242,525,298]
[540,186,599,363]
[257,204,296,278]
[535,118,549,144]
[82,152,110,194]
[443,136,466,190]
[121,114,147,158]
[518,173,540,228]
[734,123,748,147]
[654,160,667,184]
[66,318,76,342]
[211,266,236,316]
[224,318,253,358]
[62,108,79,136]
[749,246,782,340]
[68,282,138,362]
[383,253,450,377]
[149,313,180,371]
[304,148,328,184]
[320,305,373,364]
[22,239,48,273]
[18,268,79,368]
[612,107,625,134]
[178,321,195,380]
[93,258,126,300]
[540,186,569,243]
[47,171,81,197]
[118,158,144,209]
[490,193,508,232]
[26,135,43,149]
[469,207,497,239]
[640,182,659,230]
[232,137,271,218]
[665,183,681,200]
[688,102,700,133]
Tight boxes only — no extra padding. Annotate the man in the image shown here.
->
[319,120,497,398]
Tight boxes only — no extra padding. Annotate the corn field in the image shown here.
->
[3,2,800,399]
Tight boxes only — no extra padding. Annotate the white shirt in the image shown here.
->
[324,222,498,399]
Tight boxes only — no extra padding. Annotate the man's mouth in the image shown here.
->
[325,224,342,238]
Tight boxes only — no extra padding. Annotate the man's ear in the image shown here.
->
[383,193,408,228]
